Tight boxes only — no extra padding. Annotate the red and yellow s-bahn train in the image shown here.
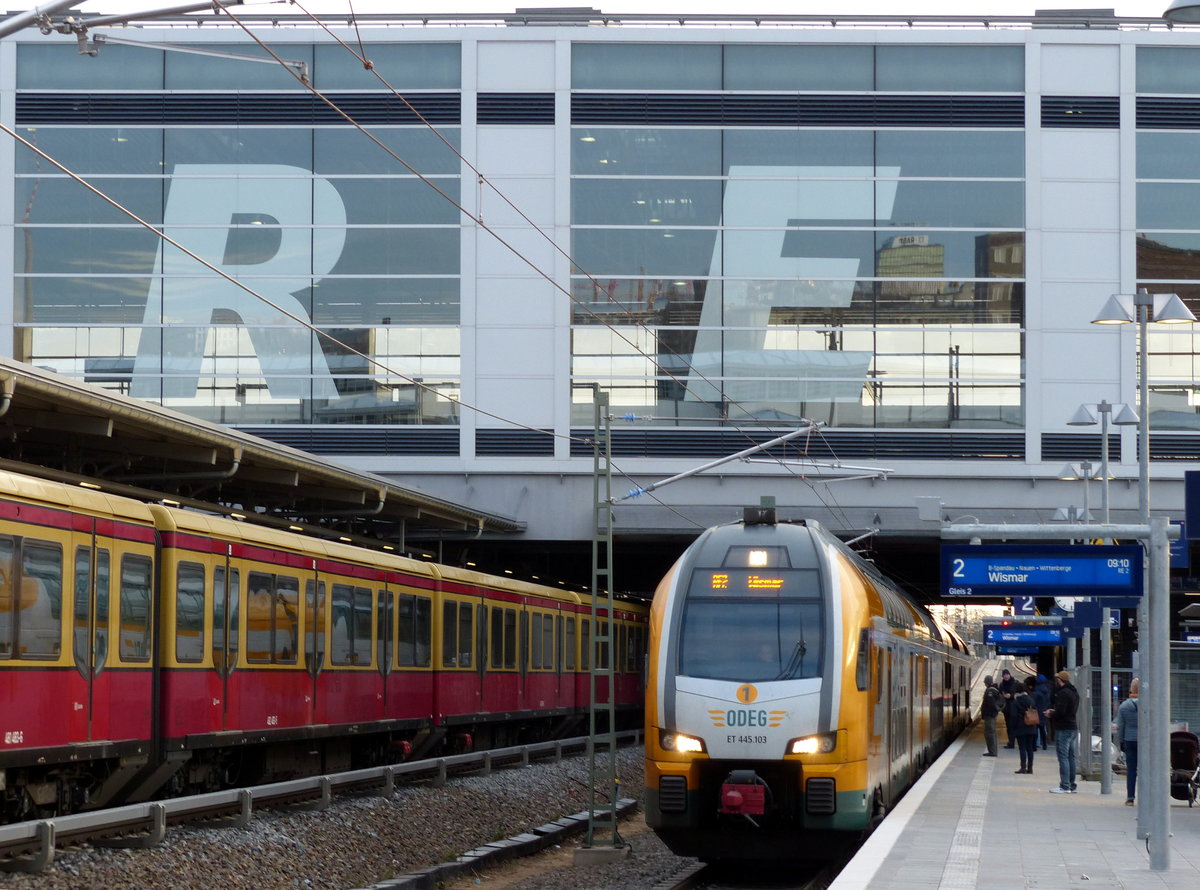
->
[0,469,646,821]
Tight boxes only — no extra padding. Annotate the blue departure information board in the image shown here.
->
[940,544,1143,598]
[984,625,1064,644]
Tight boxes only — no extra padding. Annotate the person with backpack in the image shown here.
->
[1116,677,1140,806]
[1046,670,1081,793]
[981,674,1002,756]
[1012,675,1039,774]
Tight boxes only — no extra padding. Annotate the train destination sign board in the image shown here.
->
[940,544,1143,598]
[984,625,1064,645]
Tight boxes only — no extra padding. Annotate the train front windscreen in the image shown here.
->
[676,563,825,683]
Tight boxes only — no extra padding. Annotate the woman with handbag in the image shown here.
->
[1013,676,1041,774]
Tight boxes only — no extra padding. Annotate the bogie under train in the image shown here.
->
[645,509,974,861]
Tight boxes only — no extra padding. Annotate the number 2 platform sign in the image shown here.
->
[940,544,1144,598]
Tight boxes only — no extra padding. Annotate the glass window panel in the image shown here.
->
[572,129,721,176]
[875,281,1024,325]
[443,600,458,667]
[490,607,503,668]
[215,566,228,666]
[321,179,460,225]
[724,44,873,91]
[571,180,723,225]
[504,609,517,670]
[1137,47,1200,94]
[14,227,160,275]
[572,43,721,90]
[19,542,63,659]
[885,181,1024,228]
[16,178,164,225]
[571,229,718,277]
[73,547,91,667]
[876,231,1024,279]
[119,554,152,662]
[274,576,300,664]
[333,229,460,274]
[314,43,460,89]
[246,571,274,664]
[457,604,472,668]
[1139,234,1200,279]
[414,596,431,667]
[17,43,163,89]
[1137,133,1200,180]
[164,128,313,168]
[570,277,709,325]
[310,279,460,325]
[724,230,875,278]
[723,175,876,228]
[876,130,1025,178]
[175,562,205,663]
[397,593,416,666]
[14,277,151,325]
[315,128,462,176]
[95,549,110,670]
[15,128,165,175]
[331,583,354,665]
[352,587,372,665]
[723,130,873,169]
[165,44,313,90]
[565,617,576,670]
[1137,184,1200,229]
[376,589,390,671]
[876,45,1024,92]
[531,613,542,668]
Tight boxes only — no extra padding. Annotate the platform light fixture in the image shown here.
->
[1091,288,1196,870]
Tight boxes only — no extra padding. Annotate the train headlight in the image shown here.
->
[788,733,837,755]
[660,730,706,754]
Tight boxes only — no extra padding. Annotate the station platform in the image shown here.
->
[830,720,1200,890]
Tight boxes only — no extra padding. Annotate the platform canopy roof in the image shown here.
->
[0,357,523,548]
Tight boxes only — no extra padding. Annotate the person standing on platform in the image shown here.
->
[1046,670,1080,794]
[998,669,1020,748]
[1116,677,1140,806]
[1012,676,1039,773]
[981,675,1002,757]
[1034,673,1053,750]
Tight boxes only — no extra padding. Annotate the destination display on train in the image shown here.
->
[940,544,1144,598]
[690,568,818,597]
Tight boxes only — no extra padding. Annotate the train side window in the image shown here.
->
[119,554,153,662]
[175,561,205,663]
[397,593,416,666]
[20,540,63,659]
[565,617,576,670]
[490,606,504,669]
[457,601,472,668]
[352,587,372,666]
[376,589,392,673]
[542,613,554,670]
[73,546,91,667]
[305,579,326,671]
[331,583,353,665]
[414,595,431,666]
[0,536,14,659]
[246,571,274,664]
[94,548,110,671]
[274,575,300,664]
[505,609,518,670]
[581,619,591,671]
[443,600,459,667]
[855,628,870,691]
[531,612,543,670]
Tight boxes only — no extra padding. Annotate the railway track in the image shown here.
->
[0,731,638,874]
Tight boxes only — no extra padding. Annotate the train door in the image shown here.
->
[376,588,392,710]
[72,538,111,740]
[304,574,324,720]
[883,646,894,805]
[212,557,239,730]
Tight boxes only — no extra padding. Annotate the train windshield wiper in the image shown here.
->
[774,638,807,681]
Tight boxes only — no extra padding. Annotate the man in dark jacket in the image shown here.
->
[1033,674,1053,750]
[980,675,1002,756]
[1046,670,1080,793]
[998,669,1020,748]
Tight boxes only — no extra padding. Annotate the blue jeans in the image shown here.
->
[1055,728,1079,790]
[1124,740,1138,801]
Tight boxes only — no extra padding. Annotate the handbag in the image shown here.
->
[1024,707,1040,726]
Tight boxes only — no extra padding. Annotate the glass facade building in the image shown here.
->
[4,16,1200,544]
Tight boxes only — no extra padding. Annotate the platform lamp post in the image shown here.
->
[1092,288,1196,870]
[1067,400,1138,796]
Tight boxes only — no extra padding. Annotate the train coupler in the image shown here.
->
[720,769,769,821]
